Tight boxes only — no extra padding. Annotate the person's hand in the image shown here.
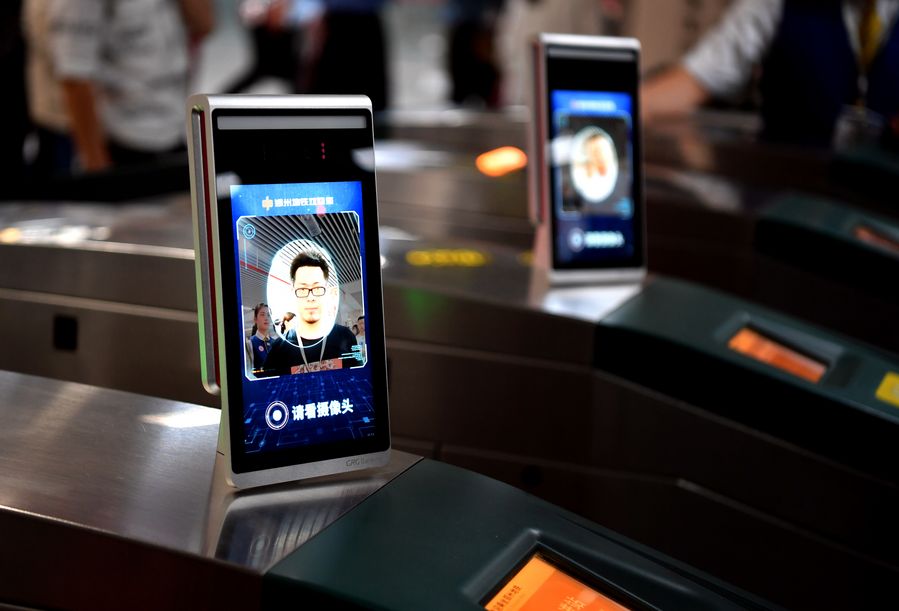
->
[642,65,710,125]
[60,79,112,174]
[79,149,112,173]
[266,0,289,30]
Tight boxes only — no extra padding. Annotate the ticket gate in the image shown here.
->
[753,195,899,353]
[2,125,897,608]
[375,112,899,355]
[380,235,899,610]
[1,194,896,607]
[640,178,899,354]
[372,126,899,355]
[643,113,899,220]
[0,370,774,611]
[0,197,212,406]
[381,108,528,154]
[594,277,899,547]
[831,145,899,213]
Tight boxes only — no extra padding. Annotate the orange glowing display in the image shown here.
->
[484,555,631,611]
[728,327,827,383]
[476,146,528,177]
[854,224,899,256]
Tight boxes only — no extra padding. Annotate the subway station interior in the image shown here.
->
[2,1,899,610]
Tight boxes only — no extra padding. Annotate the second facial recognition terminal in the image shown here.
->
[188,95,390,489]
[531,34,646,283]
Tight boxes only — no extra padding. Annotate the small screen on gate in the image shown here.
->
[211,107,388,474]
[230,181,376,455]
[484,554,632,611]
[728,327,827,383]
[546,45,643,270]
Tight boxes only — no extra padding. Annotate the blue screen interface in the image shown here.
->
[550,90,636,266]
[230,181,377,455]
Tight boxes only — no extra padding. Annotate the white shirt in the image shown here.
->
[683,0,899,98]
[496,0,605,105]
[24,0,189,151]
[23,0,68,132]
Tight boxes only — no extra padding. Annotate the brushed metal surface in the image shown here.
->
[0,288,212,407]
[0,197,197,249]
[0,241,195,309]
[0,369,419,569]
[205,450,418,571]
[0,178,640,405]
[0,370,219,551]
[381,107,528,153]
[0,370,419,610]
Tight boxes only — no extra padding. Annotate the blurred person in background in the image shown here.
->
[228,0,298,93]
[1,1,28,180]
[23,0,213,175]
[306,0,389,110]
[227,0,325,93]
[445,0,504,108]
[496,0,605,105]
[643,0,899,148]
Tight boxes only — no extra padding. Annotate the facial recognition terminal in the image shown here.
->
[188,95,390,489]
[531,34,646,284]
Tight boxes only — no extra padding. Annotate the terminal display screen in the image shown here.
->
[212,107,389,475]
[484,554,632,611]
[544,44,643,270]
[728,327,827,383]
[854,223,899,256]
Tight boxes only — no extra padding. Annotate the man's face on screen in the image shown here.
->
[294,266,327,327]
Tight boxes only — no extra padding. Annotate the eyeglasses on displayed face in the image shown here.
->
[294,286,327,299]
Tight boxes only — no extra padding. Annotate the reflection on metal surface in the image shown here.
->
[0,370,421,608]
[380,108,529,154]
[400,289,448,333]
[351,147,376,171]
[0,287,197,322]
[383,107,529,129]
[0,369,414,563]
[405,248,490,267]
[0,227,22,243]
[204,451,419,571]
[0,197,197,250]
[527,269,643,323]
[379,226,418,242]
[371,141,454,171]
[217,172,241,199]
[141,410,222,429]
[0,370,218,553]
[646,164,744,213]
[476,146,528,178]
[0,221,111,246]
